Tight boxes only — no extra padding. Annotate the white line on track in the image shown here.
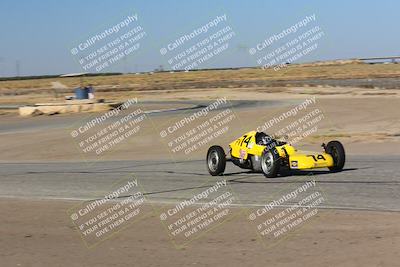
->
[1,195,399,213]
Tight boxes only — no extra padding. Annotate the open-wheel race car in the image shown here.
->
[206,131,345,178]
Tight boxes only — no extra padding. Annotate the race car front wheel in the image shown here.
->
[325,141,345,172]
[261,147,280,178]
[207,146,226,176]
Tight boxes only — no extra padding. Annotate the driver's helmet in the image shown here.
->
[255,132,273,145]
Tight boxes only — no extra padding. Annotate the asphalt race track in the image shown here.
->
[0,156,399,211]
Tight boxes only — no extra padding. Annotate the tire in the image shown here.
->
[261,147,280,178]
[207,146,226,176]
[325,141,345,172]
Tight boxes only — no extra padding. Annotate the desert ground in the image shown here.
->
[1,199,399,267]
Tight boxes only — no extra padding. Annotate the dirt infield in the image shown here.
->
[1,199,399,267]
[0,97,398,163]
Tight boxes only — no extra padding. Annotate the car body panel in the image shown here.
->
[229,131,262,159]
[288,151,334,169]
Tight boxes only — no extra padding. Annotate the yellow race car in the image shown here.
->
[207,131,345,178]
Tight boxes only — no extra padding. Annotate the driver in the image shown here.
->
[255,132,274,145]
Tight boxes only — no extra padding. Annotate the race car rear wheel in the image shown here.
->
[207,146,226,176]
[261,147,280,178]
[325,141,345,172]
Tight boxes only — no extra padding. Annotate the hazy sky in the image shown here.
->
[0,0,398,76]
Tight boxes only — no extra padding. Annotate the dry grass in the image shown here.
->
[1,63,400,91]
[0,62,399,105]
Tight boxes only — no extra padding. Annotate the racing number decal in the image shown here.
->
[235,135,246,146]
[236,135,252,148]
[307,154,326,161]
[242,135,252,147]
